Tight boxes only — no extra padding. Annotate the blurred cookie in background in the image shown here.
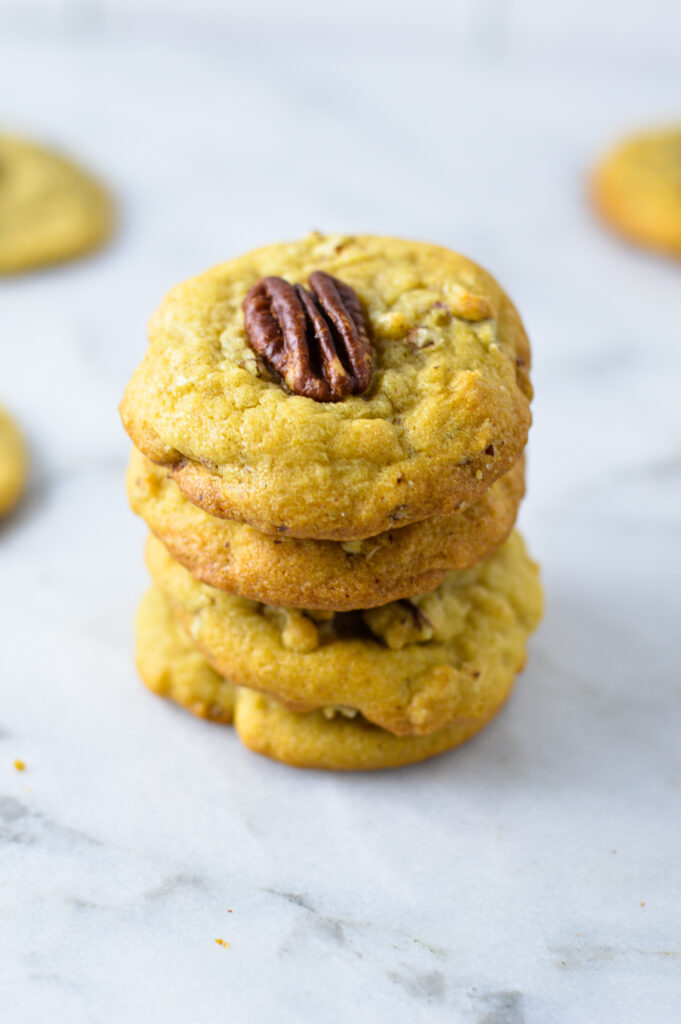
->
[0,134,114,273]
[591,126,681,258]
[0,407,28,517]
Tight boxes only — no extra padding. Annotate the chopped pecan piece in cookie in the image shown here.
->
[242,271,372,401]
[363,600,435,650]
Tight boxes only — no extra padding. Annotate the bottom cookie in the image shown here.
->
[234,688,505,772]
[136,588,513,771]
[136,584,236,724]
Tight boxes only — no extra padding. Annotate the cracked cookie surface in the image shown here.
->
[121,234,532,540]
[591,127,681,257]
[145,530,543,737]
[128,448,525,610]
[0,134,113,273]
[0,407,28,516]
[136,587,511,771]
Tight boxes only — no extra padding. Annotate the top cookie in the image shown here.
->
[591,127,681,257]
[0,134,113,274]
[120,234,532,540]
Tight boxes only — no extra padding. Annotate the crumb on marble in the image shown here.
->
[215,938,231,948]
[13,759,26,772]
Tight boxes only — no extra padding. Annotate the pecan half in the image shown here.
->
[242,271,372,401]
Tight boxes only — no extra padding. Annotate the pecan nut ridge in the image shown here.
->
[308,271,372,394]
[242,271,372,402]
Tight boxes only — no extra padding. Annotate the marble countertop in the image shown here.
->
[1,9,680,1022]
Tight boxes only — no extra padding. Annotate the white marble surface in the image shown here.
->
[1,8,681,1022]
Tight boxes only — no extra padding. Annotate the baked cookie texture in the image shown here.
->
[144,530,543,737]
[235,689,503,772]
[591,127,681,257]
[137,587,511,771]
[127,448,525,610]
[0,135,113,273]
[136,586,236,723]
[120,234,532,540]
[0,407,28,517]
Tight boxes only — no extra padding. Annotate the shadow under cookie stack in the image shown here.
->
[120,234,543,771]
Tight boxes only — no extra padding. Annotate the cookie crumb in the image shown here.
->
[215,938,230,948]
[13,759,26,771]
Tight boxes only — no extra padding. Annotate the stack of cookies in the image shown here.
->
[120,234,542,771]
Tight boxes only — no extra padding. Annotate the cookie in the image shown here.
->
[136,586,236,724]
[136,587,509,771]
[0,407,28,517]
[145,529,543,737]
[128,448,525,611]
[591,127,681,257]
[120,234,532,540]
[234,688,506,772]
[0,134,113,273]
